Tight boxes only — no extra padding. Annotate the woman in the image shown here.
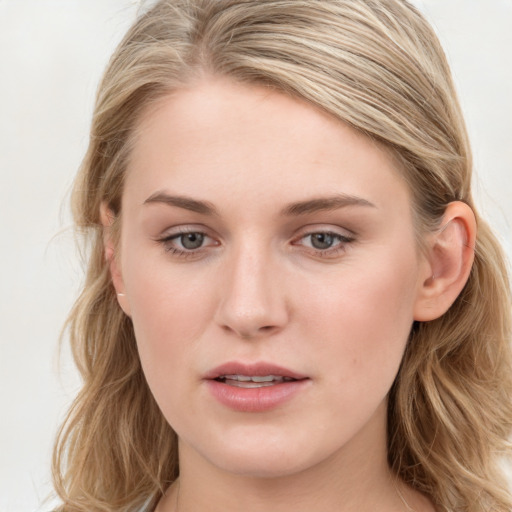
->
[52,1,512,511]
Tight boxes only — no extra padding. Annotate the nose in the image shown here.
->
[214,243,289,339]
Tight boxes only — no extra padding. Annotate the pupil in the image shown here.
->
[181,233,204,250]
[311,233,334,250]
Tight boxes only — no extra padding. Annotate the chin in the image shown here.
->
[189,428,330,479]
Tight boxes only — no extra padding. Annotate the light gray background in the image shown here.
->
[0,1,511,511]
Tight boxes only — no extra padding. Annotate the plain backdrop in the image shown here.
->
[0,1,511,511]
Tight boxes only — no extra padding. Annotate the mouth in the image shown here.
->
[204,361,308,384]
[214,374,298,388]
[204,362,309,412]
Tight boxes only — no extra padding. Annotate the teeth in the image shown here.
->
[216,375,297,388]
[223,375,252,382]
[222,374,289,383]
[252,375,278,383]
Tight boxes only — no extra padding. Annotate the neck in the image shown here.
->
[176,453,397,512]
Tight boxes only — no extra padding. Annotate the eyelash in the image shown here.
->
[156,228,354,259]
[157,228,217,259]
[294,231,354,258]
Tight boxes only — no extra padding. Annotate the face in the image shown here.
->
[113,78,429,478]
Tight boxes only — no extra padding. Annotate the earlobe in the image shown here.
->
[99,202,131,316]
[413,201,476,322]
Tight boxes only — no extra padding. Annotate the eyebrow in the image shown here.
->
[144,192,219,216]
[143,192,376,217]
[280,194,376,216]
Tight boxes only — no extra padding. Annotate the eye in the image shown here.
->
[293,229,354,257]
[177,232,205,250]
[156,228,219,257]
[307,232,339,250]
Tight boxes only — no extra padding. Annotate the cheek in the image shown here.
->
[122,252,215,384]
[297,247,419,384]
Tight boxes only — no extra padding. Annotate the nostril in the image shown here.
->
[234,324,279,340]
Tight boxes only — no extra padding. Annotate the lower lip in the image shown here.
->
[205,379,309,412]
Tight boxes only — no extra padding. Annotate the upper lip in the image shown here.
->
[203,362,308,381]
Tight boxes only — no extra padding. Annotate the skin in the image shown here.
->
[104,78,475,512]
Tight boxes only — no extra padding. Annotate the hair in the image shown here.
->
[52,1,512,511]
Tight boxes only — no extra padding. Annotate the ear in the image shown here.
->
[100,202,131,316]
[414,201,476,322]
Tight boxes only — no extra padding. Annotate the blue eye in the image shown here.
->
[157,229,217,257]
[297,230,354,256]
[308,232,338,250]
[178,232,205,250]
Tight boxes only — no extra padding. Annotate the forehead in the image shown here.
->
[124,78,411,217]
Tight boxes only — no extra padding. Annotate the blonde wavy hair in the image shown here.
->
[53,1,512,511]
